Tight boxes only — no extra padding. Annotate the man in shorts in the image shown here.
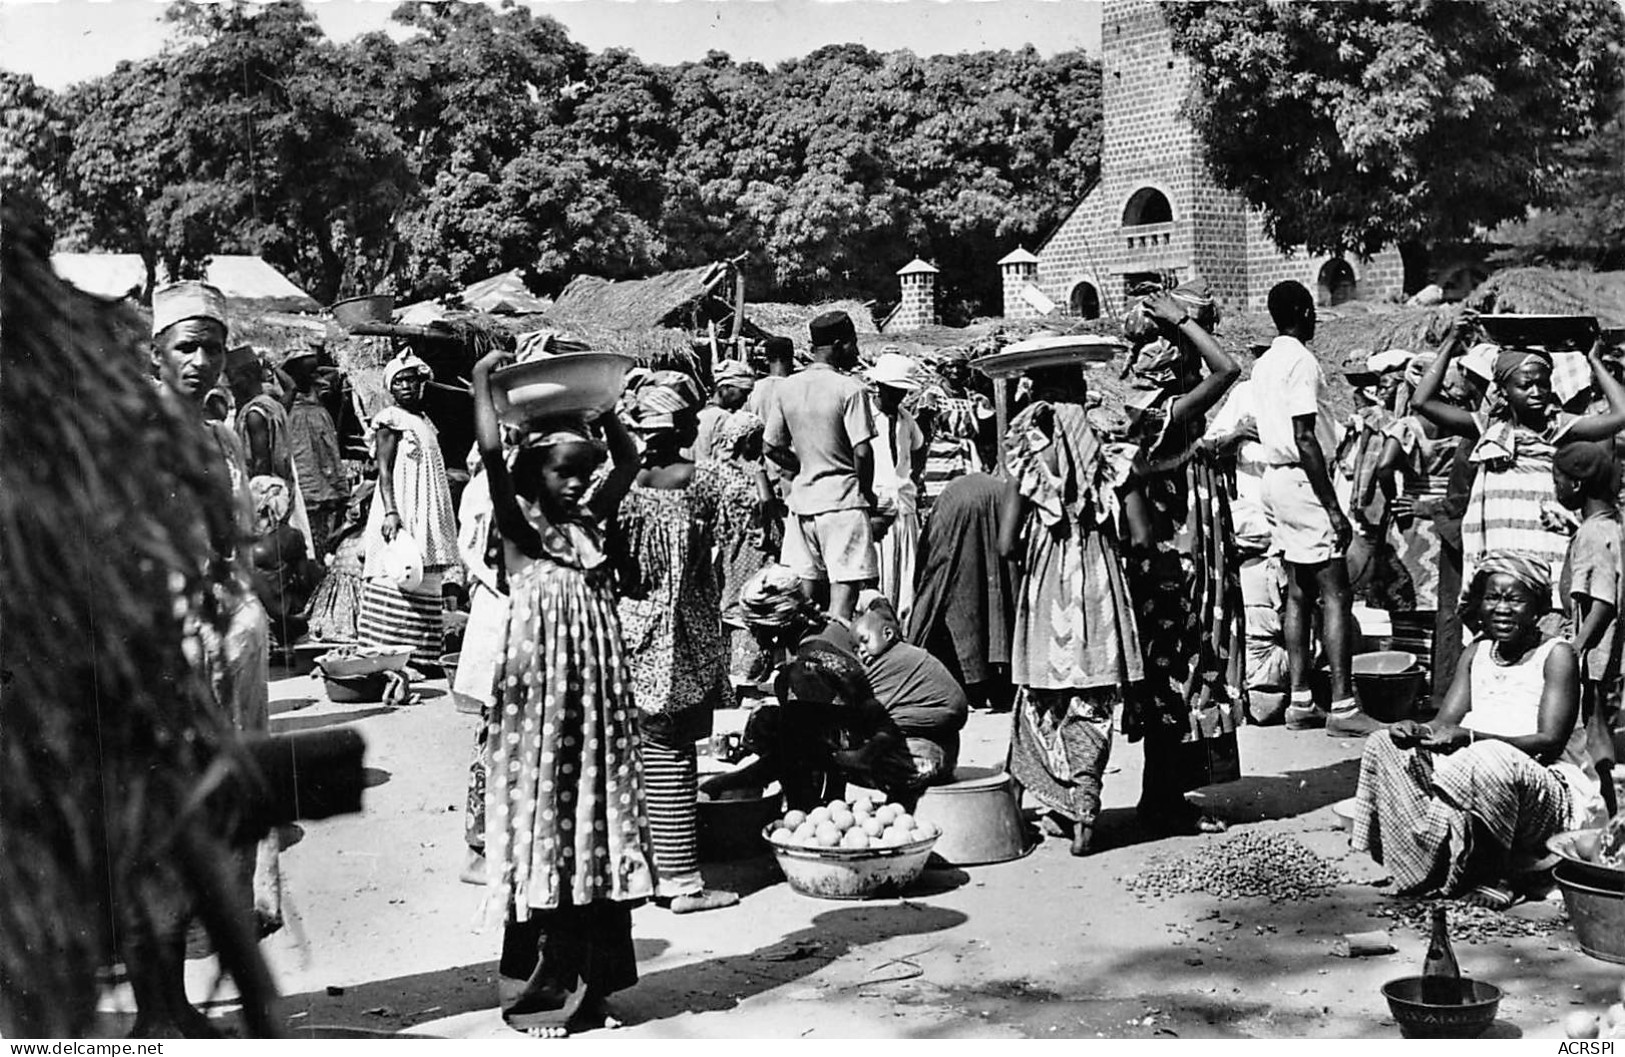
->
[764,310,879,620]
[1253,280,1383,738]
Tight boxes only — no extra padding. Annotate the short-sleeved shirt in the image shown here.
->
[1562,508,1625,682]
[1249,335,1339,468]
[863,642,969,741]
[747,374,787,422]
[764,363,877,515]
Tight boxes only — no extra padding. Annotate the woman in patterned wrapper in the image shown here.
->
[1116,283,1246,837]
[614,373,745,914]
[471,349,656,1037]
[1351,552,1604,908]
[999,358,1144,857]
[356,349,461,672]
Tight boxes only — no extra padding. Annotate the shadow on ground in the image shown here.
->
[611,902,970,1030]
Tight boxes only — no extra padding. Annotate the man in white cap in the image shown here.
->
[866,351,926,624]
[149,281,284,986]
[693,359,756,462]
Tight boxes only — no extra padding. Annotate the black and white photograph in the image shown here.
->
[3,0,1625,1041]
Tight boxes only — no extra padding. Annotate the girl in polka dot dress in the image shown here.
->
[472,349,655,1036]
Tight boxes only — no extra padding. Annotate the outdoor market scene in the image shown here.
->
[6,0,1625,1042]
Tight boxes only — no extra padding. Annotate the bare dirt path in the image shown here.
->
[102,660,1619,1039]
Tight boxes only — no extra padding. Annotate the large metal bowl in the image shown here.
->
[489,352,635,427]
[762,824,938,900]
[1381,976,1501,1039]
[315,645,414,679]
[1554,861,1625,964]
[971,335,1127,379]
[1547,829,1625,889]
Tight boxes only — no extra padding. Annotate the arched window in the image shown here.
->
[1122,187,1173,227]
[1069,281,1101,320]
[1318,259,1357,306]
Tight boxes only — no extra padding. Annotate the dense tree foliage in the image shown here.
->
[4,0,1100,317]
[1492,103,1625,271]
[1166,0,1625,270]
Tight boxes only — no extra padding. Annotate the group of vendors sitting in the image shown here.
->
[702,565,967,812]
[701,495,1618,911]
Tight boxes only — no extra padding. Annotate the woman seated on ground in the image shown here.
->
[1351,552,1605,909]
[703,642,940,813]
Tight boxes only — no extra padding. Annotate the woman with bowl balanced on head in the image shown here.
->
[1350,552,1605,909]
[1412,331,1625,613]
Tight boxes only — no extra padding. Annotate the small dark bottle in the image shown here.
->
[1421,906,1462,1005]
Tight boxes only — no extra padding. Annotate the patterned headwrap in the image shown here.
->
[383,350,432,387]
[1123,277,1219,344]
[1493,348,1554,386]
[1473,551,1552,602]
[739,564,811,631]
[714,410,764,460]
[632,371,702,431]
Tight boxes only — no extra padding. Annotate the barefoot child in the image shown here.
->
[1554,440,1625,757]
[472,350,656,1037]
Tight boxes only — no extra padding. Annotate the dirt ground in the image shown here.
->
[100,658,1623,1040]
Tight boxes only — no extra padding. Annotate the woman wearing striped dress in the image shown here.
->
[615,374,742,914]
[1414,339,1625,615]
[357,351,461,671]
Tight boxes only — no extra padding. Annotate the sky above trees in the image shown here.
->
[0,0,1103,91]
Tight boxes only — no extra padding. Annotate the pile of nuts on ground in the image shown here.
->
[1123,833,1346,902]
[1368,898,1571,943]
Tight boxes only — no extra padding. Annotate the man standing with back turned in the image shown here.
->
[1252,280,1383,738]
[764,310,880,622]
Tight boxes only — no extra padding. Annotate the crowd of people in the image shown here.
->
[147,271,1624,1036]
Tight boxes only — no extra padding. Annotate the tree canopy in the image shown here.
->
[1165,0,1625,263]
[9,0,1102,321]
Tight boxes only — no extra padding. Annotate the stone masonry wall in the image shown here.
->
[1034,0,1405,318]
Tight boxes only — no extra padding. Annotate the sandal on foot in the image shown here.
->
[1462,884,1520,911]
[665,889,740,915]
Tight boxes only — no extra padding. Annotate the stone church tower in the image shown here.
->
[1016,0,1404,320]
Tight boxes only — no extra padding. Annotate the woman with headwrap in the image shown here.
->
[614,371,743,914]
[712,411,779,688]
[1115,284,1247,837]
[357,349,461,671]
[1361,350,1481,612]
[999,358,1144,856]
[1414,333,1625,613]
[1350,552,1604,907]
[470,348,652,1037]
[917,346,996,511]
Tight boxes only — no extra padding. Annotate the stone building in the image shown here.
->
[1011,0,1405,321]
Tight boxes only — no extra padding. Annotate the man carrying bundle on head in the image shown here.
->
[764,310,881,621]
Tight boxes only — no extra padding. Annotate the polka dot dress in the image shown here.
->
[484,517,656,920]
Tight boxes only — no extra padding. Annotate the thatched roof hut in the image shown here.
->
[543,262,747,373]
[1464,266,1625,327]
[746,299,880,351]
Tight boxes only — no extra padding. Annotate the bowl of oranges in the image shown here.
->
[763,794,941,899]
